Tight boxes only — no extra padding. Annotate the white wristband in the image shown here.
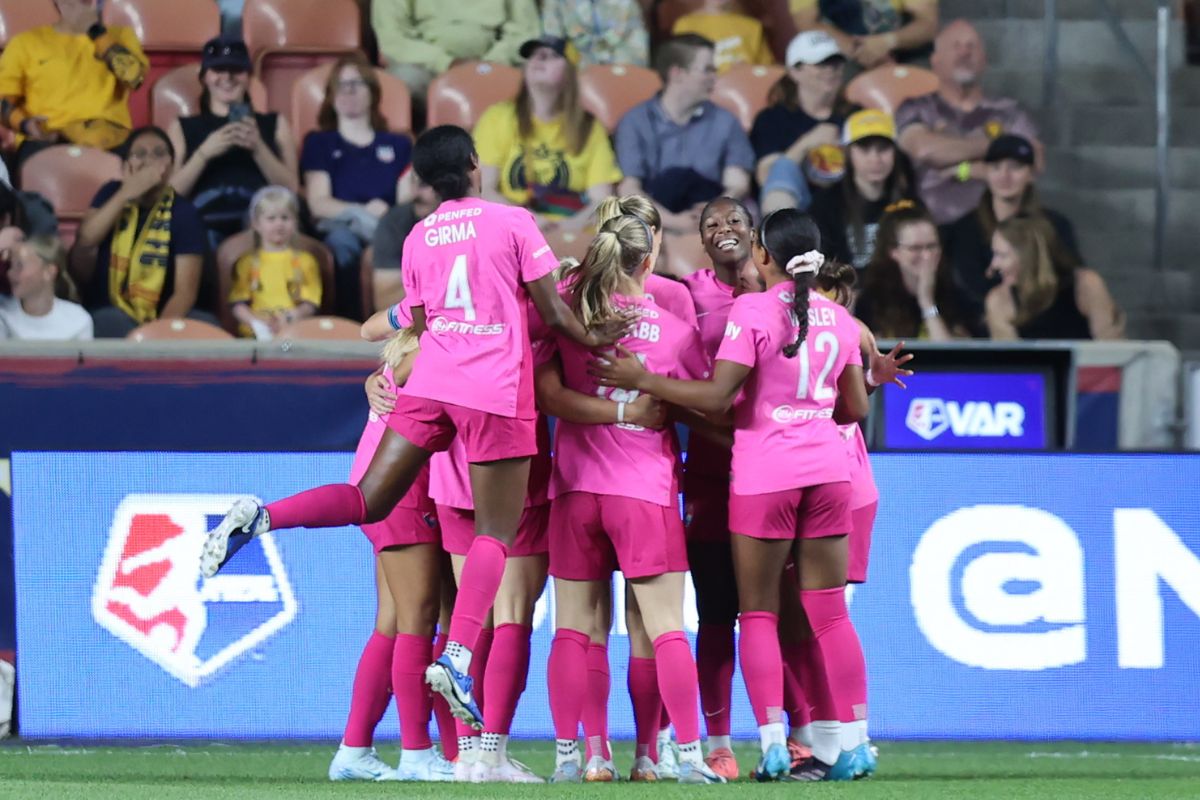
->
[865,369,881,387]
[617,401,627,424]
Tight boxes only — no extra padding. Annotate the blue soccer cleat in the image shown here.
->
[753,743,792,782]
[854,742,878,779]
[200,499,264,578]
[827,749,858,781]
[424,654,483,730]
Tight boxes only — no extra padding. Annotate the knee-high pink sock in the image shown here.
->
[483,624,529,735]
[800,588,867,724]
[696,622,735,738]
[342,631,394,747]
[652,632,700,744]
[799,635,835,722]
[265,484,366,530]
[446,537,508,652]
[431,633,458,760]
[392,633,433,751]
[782,642,812,729]
[547,628,590,741]
[583,643,611,760]
[627,656,661,760]
[738,611,784,727]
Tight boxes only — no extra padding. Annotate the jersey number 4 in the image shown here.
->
[444,255,476,321]
[796,331,839,400]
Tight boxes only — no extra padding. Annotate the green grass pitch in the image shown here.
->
[2,740,1198,799]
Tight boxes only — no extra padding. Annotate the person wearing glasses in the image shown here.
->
[167,35,298,251]
[301,53,412,318]
[0,0,147,169]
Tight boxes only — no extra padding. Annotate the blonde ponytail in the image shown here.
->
[572,216,652,329]
[380,326,420,372]
[593,194,662,233]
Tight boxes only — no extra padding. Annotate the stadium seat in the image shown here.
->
[0,0,57,50]
[151,63,269,132]
[19,146,123,246]
[846,64,939,115]
[713,63,785,131]
[291,61,411,153]
[579,64,662,133]
[426,61,521,130]
[127,318,236,341]
[276,315,362,340]
[241,0,361,113]
[542,227,592,264]
[103,0,222,129]
[215,229,336,334]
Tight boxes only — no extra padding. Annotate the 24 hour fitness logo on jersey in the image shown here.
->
[92,495,296,687]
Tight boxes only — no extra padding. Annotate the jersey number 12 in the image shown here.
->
[796,331,839,400]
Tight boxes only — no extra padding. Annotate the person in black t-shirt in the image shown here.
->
[751,30,849,214]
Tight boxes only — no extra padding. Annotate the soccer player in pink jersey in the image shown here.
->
[544,215,724,785]
[593,208,871,782]
[201,126,627,731]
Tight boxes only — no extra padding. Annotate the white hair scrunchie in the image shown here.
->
[785,250,825,276]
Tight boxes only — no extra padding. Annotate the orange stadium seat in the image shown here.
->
[713,62,785,131]
[104,0,222,129]
[578,64,662,133]
[276,315,363,340]
[127,318,236,341]
[0,0,57,50]
[291,61,411,152]
[215,229,336,334]
[151,63,269,132]
[426,61,521,130]
[20,146,123,245]
[242,0,361,113]
[846,64,939,115]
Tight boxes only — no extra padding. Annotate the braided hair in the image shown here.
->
[757,209,824,358]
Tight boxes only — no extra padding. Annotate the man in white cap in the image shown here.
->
[751,30,848,214]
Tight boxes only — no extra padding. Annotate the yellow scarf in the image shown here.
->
[108,187,175,323]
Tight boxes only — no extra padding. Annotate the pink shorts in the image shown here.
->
[436,503,550,557]
[847,502,877,584]
[362,506,440,554]
[386,394,538,463]
[729,482,853,541]
[549,492,689,581]
[683,472,731,542]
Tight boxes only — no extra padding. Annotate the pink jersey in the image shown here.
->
[680,268,736,479]
[429,414,552,509]
[840,423,879,509]
[645,273,698,330]
[717,285,862,495]
[351,366,434,512]
[551,295,710,506]
[399,198,559,419]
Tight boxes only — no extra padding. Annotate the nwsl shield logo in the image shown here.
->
[906,398,950,441]
[92,495,297,687]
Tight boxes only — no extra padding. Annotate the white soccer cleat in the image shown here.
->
[678,759,727,784]
[629,755,660,782]
[454,749,477,782]
[327,745,396,781]
[656,730,680,779]
[393,750,456,782]
[583,754,618,782]
[200,498,263,578]
[468,757,492,783]
[491,757,545,784]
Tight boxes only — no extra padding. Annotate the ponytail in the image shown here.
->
[815,259,857,310]
[756,209,823,359]
[572,215,652,329]
[594,194,662,233]
[381,325,420,372]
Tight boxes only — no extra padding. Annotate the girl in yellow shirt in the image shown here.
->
[229,187,322,338]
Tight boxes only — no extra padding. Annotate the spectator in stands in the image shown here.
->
[541,0,649,67]
[857,200,978,340]
[986,215,1123,341]
[752,30,848,214]
[790,0,938,68]
[809,109,913,270]
[475,36,622,232]
[0,236,93,340]
[895,20,1040,224]
[615,34,755,233]
[301,54,412,318]
[371,177,439,308]
[229,187,321,339]
[73,126,208,338]
[372,0,540,101]
[942,133,1079,321]
[168,36,298,251]
[0,0,147,169]
[672,0,775,73]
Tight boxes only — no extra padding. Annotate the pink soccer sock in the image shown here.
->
[738,611,784,727]
[483,624,529,735]
[446,537,508,651]
[800,588,867,724]
[799,635,836,722]
[584,643,611,760]
[547,628,590,741]
[782,642,813,729]
[652,632,701,744]
[392,633,433,751]
[696,622,735,738]
[431,633,458,760]
[342,631,394,747]
[627,656,662,760]
[453,627,495,741]
[265,484,366,530]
